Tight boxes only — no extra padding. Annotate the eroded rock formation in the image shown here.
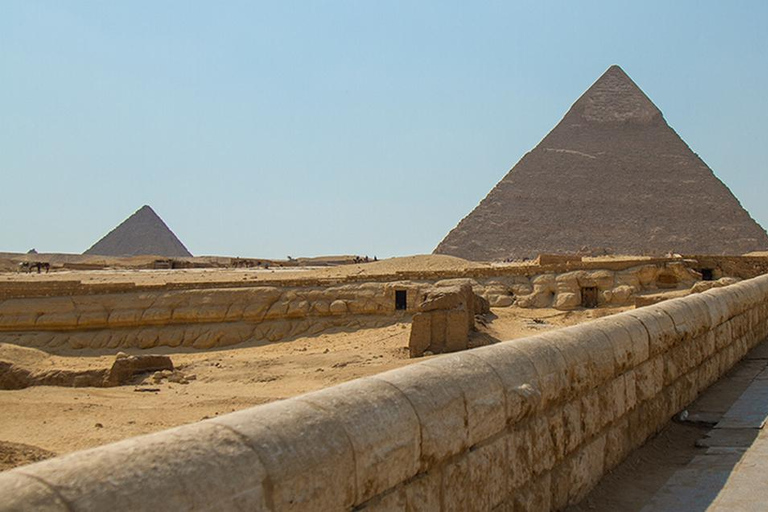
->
[0,353,173,390]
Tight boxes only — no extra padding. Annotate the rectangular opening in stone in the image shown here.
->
[581,286,599,308]
[701,268,714,281]
[395,290,407,310]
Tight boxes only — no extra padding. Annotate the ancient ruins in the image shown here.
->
[2,65,768,511]
[435,66,768,260]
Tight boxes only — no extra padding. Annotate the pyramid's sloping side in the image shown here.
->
[435,66,768,261]
[84,206,193,258]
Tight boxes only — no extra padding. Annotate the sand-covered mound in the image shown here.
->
[0,441,55,471]
[0,259,17,272]
[313,254,489,278]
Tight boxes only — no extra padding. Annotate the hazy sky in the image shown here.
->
[2,1,767,258]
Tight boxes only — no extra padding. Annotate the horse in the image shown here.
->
[18,261,49,273]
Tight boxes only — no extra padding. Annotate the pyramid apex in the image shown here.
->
[565,65,662,124]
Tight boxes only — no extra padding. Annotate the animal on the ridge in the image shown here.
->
[18,261,50,274]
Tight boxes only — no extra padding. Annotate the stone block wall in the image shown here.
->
[3,274,767,511]
[0,281,428,350]
[409,282,490,357]
[480,261,700,310]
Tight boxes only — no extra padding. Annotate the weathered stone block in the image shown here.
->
[512,472,551,512]
[442,454,471,512]
[35,312,77,329]
[409,313,432,358]
[211,400,354,511]
[472,343,542,423]
[561,399,583,455]
[569,325,618,385]
[423,353,506,446]
[626,307,678,357]
[604,416,630,471]
[566,435,606,505]
[537,329,596,397]
[140,307,173,324]
[507,423,534,491]
[553,292,581,310]
[624,371,637,412]
[697,291,730,326]
[529,416,556,475]
[602,375,627,420]
[17,422,269,511]
[300,378,420,504]
[713,321,733,352]
[0,312,37,329]
[76,311,109,328]
[429,310,448,353]
[445,309,470,352]
[0,472,69,512]
[404,470,441,512]
[580,389,603,438]
[514,335,570,409]
[374,363,468,470]
[634,356,664,402]
[550,463,571,510]
[594,313,650,369]
[107,309,141,327]
[468,439,508,511]
[360,487,406,511]
[693,331,717,364]
[547,407,567,462]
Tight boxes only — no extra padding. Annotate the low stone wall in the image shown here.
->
[0,282,428,349]
[3,274,767,511]
[0,261,703,350]
[479,261,700,309]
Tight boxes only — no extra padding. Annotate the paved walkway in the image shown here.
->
[642,344,768,511]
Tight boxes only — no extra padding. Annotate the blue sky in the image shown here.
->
[2,1,767,258]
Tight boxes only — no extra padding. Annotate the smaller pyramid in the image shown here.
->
[84,205,192,257]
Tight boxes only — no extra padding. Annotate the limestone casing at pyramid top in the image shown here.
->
[561,65,664,125]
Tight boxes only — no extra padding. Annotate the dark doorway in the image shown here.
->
[701,269,714,281]
[581,287,599,308]
[395,290,407,310]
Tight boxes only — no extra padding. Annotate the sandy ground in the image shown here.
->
[0,305,625,470]
[0,254,491,285]
[0,253,663,286]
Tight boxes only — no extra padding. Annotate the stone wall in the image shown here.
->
[3,274,767,511]
[477,261,700,309]
[0,282,430,349]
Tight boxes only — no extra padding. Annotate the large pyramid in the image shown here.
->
[84,205,192,257]
[435,65,768,260]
